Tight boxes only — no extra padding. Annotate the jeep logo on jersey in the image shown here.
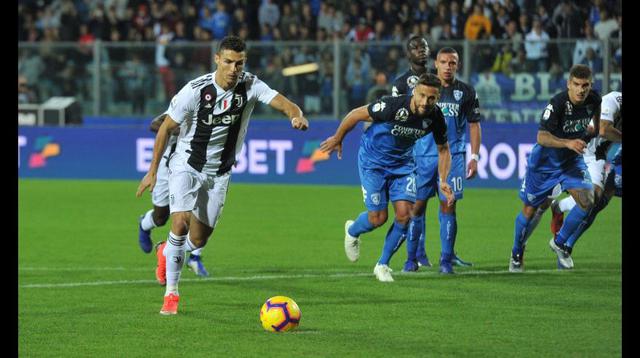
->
[203,113,241,126]
[407,75,419,89]
[395,108,409,122]
[453,90,463,101]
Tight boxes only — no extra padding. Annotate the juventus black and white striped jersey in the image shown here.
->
[166,71,278,175]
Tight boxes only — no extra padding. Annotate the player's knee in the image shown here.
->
[368,212,387,228]
[394,212,411,225]
[170,213,190,235]
[521,205,537,219]
[576,193,595,211]
[411,201,426,216]
[152,209,170,226]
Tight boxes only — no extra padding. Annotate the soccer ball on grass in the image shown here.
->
[259,296,301,332]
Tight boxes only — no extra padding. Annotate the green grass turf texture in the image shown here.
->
[19,179,621,357]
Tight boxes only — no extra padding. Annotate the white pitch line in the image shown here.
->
[19,268,619,289]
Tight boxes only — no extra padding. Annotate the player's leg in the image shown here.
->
[373,173,416,282]
[511,168,558,272]
[159,159,205,314]
[344,167,389,262]
[436,153,466,273]
[138,158,171,253]
[550,162,594,269]
[185,172,231,277]
[404,155,437,272]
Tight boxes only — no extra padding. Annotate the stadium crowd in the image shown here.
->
[18,0,622,116]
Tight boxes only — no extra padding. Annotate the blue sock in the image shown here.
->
[406,215,425,261]
[439,212,457,256]
[416,214,427,259]
[378,220,409,265]
[566,195,610,248]
[556,205,589,245]
[348,211,374,237]
[512,212,531,256]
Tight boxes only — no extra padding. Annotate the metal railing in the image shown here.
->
[18,38,621,122]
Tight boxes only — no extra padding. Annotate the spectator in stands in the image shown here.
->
[18,75,38,104]
[380,0,397,31]
[510,47,528,73]
[553,1,582,70]
[587,0,603,27]
[503,20,523,53]
[259,0,280,30]
[503,0,521,24]
[537,4,554,36]
[449,1,465,39]
[365,70,390,105]
[210,1,231,40]
[573,21,601,66]
[491,4,510,39]
[524,18,550,72]
[518,13,530,35]
[414,1,432,25]
[464,4,491,40]
[346,18,374,42]
[580,47,603,72]
[300,3,317,38]
[120,53,148,113]
[278,3,298,39]
[594,7,619,40]
[156,22,175,103]
[491,43,515,75]
[397,2,412,29]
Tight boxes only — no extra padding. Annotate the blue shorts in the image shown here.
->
[415,153,465,201]
[358,166,417,211]
[519,158,593,207]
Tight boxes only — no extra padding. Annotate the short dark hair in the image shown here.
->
[569,64,592,80]
[416,73,442,90]
[218,35,246,53]
[406,35,428,51]
[437,47,458,56]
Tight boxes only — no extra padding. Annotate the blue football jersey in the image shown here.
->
[360,95,447,172]
[410,79,481,156]
[529,90,602,172]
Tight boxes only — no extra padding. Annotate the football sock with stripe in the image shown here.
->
[140,209,158,231]
[512,212,531,256]
[348,211,375,237]
[165,232,187,296]
[439,212,457,256]
[378,220,409,265]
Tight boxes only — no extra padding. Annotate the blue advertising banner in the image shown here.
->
[19,120,542,188]
[469,72,622,124]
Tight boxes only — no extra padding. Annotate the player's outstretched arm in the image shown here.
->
[537,130,586,154]
[136,116,179,197]
[437,142,454,207]
[320,106,371,160]
[268,94,309,131]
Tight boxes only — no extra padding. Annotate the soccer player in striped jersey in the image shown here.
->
[137,113,210,284]
[136,36,309,315]
[321,73,454,282]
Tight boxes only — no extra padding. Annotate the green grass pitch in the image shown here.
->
[19,179,621,357]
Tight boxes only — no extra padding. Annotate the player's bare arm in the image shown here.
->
[269,93,309,131]
[149,113,168,133]
[320,105,371,159]
[437,142,454,206]
[467,121,481,179]
[537,130,586,154]
[600,120,622,142]
[136,116,179,197]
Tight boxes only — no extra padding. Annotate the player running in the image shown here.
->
[137,113,210,283]
[136,36,309,315]
[320,73,454,282]
[510,64,601,272]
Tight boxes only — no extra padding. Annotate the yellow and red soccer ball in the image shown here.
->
[259,296,301,332]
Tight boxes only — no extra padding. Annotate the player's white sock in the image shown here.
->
[164,232,186,296]
[191,247,204,256]
[558,197,577,213]
[140,209,158,231]
[186,236,198,253]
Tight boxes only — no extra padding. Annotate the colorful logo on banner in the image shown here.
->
[296,140,329,174]
[29,136,60,168]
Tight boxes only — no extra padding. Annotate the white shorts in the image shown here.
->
[168,152,230,228]
[584,155,606,190]
[548,155,606,199]
[151,155,170,207]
